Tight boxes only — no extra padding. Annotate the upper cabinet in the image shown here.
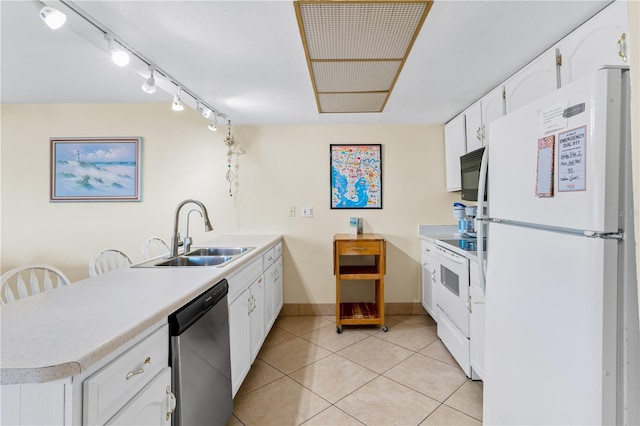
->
[504,49,559,114]
[465,85,505,152]
[556,1,629,87]
[444,113,466,191]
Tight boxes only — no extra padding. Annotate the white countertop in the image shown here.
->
[0,234,281,385]
[418,225,485,262]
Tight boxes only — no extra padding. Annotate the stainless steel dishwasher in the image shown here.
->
[169,279,232,426]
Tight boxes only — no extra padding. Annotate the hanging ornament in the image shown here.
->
[224,120,237,197]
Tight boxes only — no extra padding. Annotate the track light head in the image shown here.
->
[142,68,156,94]
[208,121,217,132]
[39,5,66,30]
[172,89,184,111]
[106,34,130,67]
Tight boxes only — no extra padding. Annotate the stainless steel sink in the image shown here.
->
[155,255,233,267]
[133,246,255,268]
[185,247,252,257]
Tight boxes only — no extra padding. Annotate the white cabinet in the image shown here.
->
[84,324,171,426]
[556,0,629,87]
[420,240,438,321]
[106,367,174,426]
[444,113,466,191]
[229,287,251,397]
[504,49,559,114]
[249,274,265,362]
[264,242,283,331]
[469,261,485,380]
[227,257,265,397]
[464,85,505,152]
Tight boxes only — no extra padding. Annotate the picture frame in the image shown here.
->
[50,137,142,202]
[330,144,382,209]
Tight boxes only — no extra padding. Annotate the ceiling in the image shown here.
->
[1,0,611,125]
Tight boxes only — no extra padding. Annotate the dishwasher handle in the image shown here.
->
[169,279,228,336]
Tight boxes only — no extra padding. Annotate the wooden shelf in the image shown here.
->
[338,265,381,279]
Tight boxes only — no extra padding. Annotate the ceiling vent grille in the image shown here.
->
[294,0,433,114]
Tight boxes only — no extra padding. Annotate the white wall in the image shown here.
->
[1,103,459,304]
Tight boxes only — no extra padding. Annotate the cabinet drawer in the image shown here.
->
[337,241,381,255]
[273,241,283,259]
[84,324,169,426]
[262,247,275,268]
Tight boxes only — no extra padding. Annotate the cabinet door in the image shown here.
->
[504,49,559,114]
[464,101,483,153]
[229,290,251,397]
[264,263,276,331]
[106,367,173,426]
[481,85,505,146]
[250,275,265,362]
[274,257,283,315]
[557,1,629,86]
[469,285,485,380]
[421,255,438,321]
[444,113,466,191]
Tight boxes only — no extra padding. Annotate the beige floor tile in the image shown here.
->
[387,314,413,322]
[302,406,365,426]
[376,322,439,352]
[262,326,296,349]
[300,324,369,352]
[321,315,336,324]
[259,337,332,374]
[337,336,414,374]
[420,405,482,426]
[235,359,285,397]
[336,376,440,426]
[444,379,484,421]
[233,376,330,426]
[289,354,378,404]
[403,314,437,327]
[419,339,460,368]
[384,353,468,402]
[225,414,243,426]
[357,316,402,335]
[276,316,333,336]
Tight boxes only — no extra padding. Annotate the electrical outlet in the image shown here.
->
[302,206,313,218]
[288,206,295,217]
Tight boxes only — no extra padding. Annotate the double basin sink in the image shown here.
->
[135,246,255,268]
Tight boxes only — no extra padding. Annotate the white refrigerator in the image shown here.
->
[481,68,639,425]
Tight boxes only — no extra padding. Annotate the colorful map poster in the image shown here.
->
[330,144,382,209]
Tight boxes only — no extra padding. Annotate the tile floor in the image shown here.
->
[228,314,483,426]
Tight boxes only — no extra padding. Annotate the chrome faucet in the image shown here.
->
[183,209,203,254]
[170,199,213,257]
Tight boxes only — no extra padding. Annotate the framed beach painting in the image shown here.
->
[50,137,142,202]
[330,144,382,209]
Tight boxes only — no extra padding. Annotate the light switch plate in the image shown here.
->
[301,206,313,218]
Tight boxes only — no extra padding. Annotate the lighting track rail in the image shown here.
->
[48,0,229,124]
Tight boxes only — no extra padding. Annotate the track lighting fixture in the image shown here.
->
[208,121,217,132]
[106,34,130,67]
[172,88,184,111]
[197,102,212,118]
[141,67,156,94]
[39,5,66,30]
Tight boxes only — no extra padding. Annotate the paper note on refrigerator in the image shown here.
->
[535,135,555,197]
[558,126,586,192]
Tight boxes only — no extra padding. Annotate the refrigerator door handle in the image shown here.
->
[583,230,624,240]
[477,145,489,291]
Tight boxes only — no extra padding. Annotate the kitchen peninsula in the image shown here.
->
[1,234,282,425]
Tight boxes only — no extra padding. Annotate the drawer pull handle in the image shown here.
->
[352,247,366,251]
[166,386,177,420]
[126,357,151,380]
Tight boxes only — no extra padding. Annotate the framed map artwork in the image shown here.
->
[330,144,382,209]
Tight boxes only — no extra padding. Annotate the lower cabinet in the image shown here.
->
[469,261,485,380]
[106,367,174,426]
[264,256,283,331]
[249,275,265,362]
[83,324,171,425]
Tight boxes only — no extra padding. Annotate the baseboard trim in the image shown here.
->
[281,303,427,316]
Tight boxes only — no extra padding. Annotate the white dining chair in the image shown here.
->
[0,264,70,304]
[89,249,133,277]
[142,236,170,260]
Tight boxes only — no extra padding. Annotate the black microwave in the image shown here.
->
[460,147,487,201]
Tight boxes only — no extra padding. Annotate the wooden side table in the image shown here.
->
[333,233,387,333]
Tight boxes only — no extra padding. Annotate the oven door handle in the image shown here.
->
[435,246,466,264]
